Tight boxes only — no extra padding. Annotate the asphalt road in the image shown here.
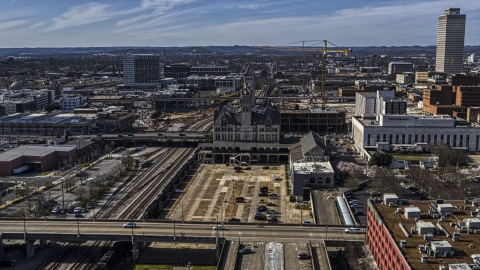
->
[0,220,365,242]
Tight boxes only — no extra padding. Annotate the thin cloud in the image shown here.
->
[46,3,114,31]
[0,20,26,31]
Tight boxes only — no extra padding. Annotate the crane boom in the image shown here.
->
[255,40,351,109]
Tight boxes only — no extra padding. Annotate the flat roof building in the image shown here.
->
[367,199,480,270]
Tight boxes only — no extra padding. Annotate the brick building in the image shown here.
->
[367,198,480,270]
[0,145,76,176]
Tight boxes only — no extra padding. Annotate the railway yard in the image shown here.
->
[0,113,363,270]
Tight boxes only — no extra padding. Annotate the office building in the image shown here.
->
[352,114,480,158]
[60,95,84,112]
[468,53,477,63]
[123,54,164,90]
[435,8,466,74]
[388,62,413,75]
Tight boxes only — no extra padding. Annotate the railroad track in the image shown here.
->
[95,147,180,219]
[120,145,195,219]
[36,121,205,269]
[36,242,81,270]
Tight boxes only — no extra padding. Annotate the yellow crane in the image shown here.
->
[255,40,352,109]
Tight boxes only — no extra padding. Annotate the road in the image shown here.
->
[0,220,365,242]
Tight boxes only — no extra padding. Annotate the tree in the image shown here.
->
[368,152,393,167]
[368,166,398,193]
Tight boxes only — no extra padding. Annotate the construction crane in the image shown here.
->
[255,40,352,110]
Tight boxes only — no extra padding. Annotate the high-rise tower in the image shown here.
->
[123,54,164,89]
[435,8,466,74]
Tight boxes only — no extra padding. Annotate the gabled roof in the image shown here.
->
[214,106,240,125]
[300,132,327,155]
[254,107,280,125]
[244,65,254,76]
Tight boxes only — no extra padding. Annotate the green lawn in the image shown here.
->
[392,154,427,162]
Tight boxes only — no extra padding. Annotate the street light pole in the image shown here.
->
[223,200,228,225]
[76,216,80,238]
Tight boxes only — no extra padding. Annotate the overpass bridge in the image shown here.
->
[0,219,365,261]
[100,131,211,142]
[85,95,355,104]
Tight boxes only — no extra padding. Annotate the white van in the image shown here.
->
[345,228,361,234]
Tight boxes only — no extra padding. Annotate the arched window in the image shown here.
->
[310,177,315,184]
[326,177,331,184]
[318,177,323,183]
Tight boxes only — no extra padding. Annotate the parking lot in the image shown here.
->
[235,242,265,270]
[165,164,316,224]
[284,242,313,270]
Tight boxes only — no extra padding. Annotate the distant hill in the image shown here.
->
[0,45,478,57]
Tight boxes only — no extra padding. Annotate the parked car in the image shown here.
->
[179,133,186,136]
[239,248,252,254]
[254,213,266,220]
[345,195,356,200]
[297,253,311,259]
[257,206,267,212]
[51,207,60,214]
[259,199,265,203]
[267,202,276,206]
[302,220,313,225]
[128,133,134,136]
[213,225,226,230]
[350,204,359,208]
[262,166,270,169]
[157,133,164,136]
[74,213,84,218]
[228,218,240,223]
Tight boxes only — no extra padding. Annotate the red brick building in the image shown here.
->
[367,201,411,270]
[0,145,76,176]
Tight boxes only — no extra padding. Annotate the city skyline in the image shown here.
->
[0,0,479,48]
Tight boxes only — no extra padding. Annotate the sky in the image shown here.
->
[0,0,479,48]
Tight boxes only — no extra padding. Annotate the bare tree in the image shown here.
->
[369,166,396,193]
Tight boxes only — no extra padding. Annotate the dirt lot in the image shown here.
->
[163,164,312,224]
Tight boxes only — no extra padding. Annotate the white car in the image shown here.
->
[51,207,60,214]
[73,207,81,213]
[175,189,184,193]
[350,204,359,208]
[71,202,78,207]
[345,228,361,234]
[268,213,278,217]
[123,222,137,228]
[213,225,226,230]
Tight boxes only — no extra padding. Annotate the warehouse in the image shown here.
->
[0,145,76,176]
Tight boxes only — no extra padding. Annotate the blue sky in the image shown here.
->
[0,0,479,47]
